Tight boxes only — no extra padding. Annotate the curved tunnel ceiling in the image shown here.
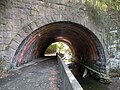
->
[13,22,106,66]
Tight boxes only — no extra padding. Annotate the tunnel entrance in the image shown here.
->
[12,21,106,76]
[44,42,74,65]
[44,42,73,57]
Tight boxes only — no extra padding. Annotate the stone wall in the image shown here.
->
[0,0,109,71]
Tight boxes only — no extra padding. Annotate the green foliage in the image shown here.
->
[45,42,72,55]
[83,0,120,11]
[45,43,57,54]
[56,42,72,54]
[83,0,119,27]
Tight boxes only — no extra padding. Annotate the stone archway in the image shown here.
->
[11,22,106,75]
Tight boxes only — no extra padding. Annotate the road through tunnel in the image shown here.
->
[12,22,107,79]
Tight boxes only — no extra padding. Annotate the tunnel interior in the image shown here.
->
[44,42,73,57]
[12,22,106,70]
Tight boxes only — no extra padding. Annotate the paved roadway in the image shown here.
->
[0,57,61,90]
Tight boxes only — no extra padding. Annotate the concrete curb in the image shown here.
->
[57,55,83,90]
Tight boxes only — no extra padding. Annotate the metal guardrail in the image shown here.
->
[57,55,83,90]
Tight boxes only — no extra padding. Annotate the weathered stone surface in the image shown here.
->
[5,48,15,57]
[0,0,104,69]
[13,34,23,44]
[9,40,19,50]
[0,0,119,75]
[3,31,12,38]
[0,32,3,38]
[0,45,4,51]
[22,25,32,34]
[18,30,28,39]
[28,22,38,31]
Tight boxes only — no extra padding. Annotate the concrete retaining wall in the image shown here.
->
[57,55,83,90]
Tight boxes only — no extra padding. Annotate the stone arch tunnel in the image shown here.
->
[0,1,119,89]
[12,22,107,79]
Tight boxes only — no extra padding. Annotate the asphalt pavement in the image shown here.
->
[0,57,61,90]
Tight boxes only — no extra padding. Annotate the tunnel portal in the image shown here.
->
[12,22,106,75]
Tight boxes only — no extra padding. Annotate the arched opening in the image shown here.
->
[44,42,74,64]
[44,42,73,56]
[12,21,106,74]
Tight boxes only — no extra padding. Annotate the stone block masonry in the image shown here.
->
[0,0,118,77]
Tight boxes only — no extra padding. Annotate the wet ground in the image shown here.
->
[0,57,61,90]
[69,64,120,90]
